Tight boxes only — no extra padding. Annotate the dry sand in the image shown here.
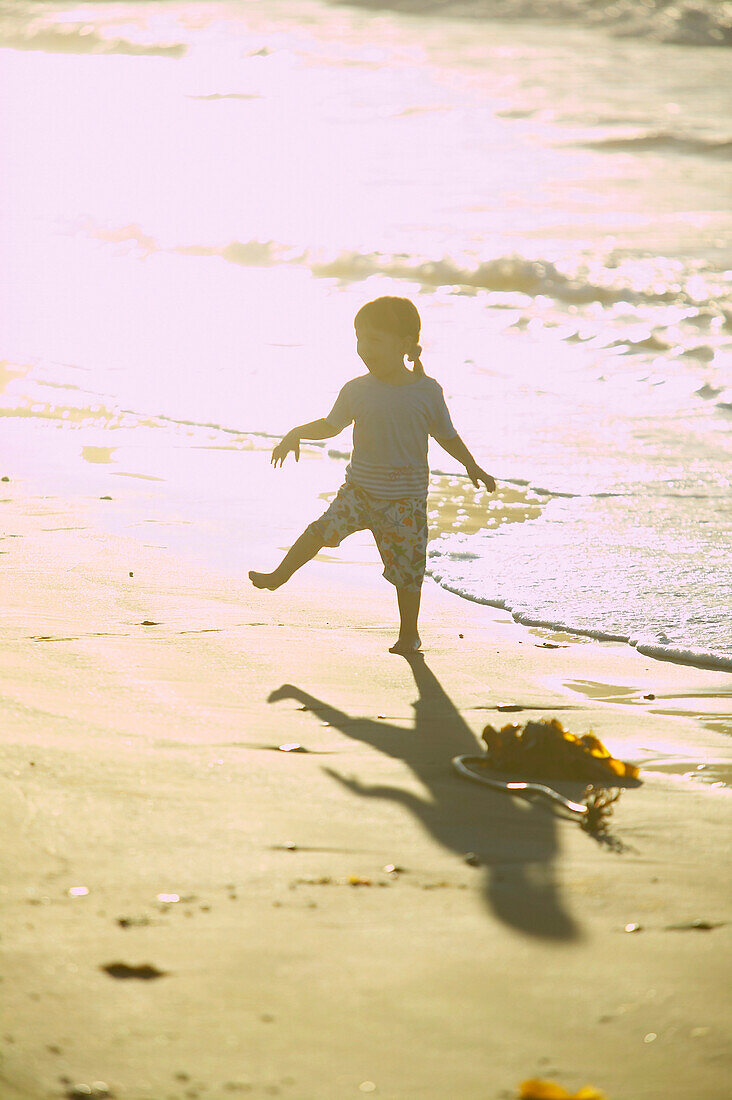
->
[1,486,731,1100]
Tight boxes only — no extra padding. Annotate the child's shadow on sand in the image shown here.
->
[269,655,585,941]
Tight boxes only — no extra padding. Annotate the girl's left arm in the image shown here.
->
[434,434,496,492]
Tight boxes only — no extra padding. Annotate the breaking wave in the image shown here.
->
[337,0,732,48]
[3,0,731,52]
[425,565,732,672]
[580,131,732,159]
[210,239,730,313]
[307,251,722,309]
[80,221,732,317]
[0,22,186,57]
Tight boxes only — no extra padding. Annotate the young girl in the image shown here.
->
[249,296,495,654]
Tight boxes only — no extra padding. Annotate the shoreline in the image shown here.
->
[426,576,732,675]
[1,468,731,1098]
[3,414,730,675]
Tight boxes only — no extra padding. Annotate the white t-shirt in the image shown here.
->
[325,373,457,499]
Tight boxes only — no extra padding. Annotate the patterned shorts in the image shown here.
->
[307,482,428,592]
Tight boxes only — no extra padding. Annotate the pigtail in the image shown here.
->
[406,343,424,376]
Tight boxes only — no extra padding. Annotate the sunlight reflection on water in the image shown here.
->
[1,0,730,664]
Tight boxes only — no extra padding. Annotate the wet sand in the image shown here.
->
[1,482,731,1100]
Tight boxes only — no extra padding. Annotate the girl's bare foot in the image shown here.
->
[249,570,284,591]
[389,635,422,655]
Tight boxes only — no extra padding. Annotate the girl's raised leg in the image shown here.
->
[249,527,324,590]
[390,585,422,654]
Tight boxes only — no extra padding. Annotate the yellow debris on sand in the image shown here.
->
[519,1079,606,1100]
[482,717,639,783]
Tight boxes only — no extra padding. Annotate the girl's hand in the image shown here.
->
[271,431,300,467]
[466,464,496,493]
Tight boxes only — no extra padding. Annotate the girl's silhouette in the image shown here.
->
[249,296,495,653]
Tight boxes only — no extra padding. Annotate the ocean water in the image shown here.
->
[1,0,730,668]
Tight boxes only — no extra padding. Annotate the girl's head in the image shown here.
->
[354,297,424,380]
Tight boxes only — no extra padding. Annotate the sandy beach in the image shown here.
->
[2,0,731,1094]
[1,466,730,1100]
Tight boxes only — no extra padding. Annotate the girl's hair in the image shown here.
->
[354,296,424,376]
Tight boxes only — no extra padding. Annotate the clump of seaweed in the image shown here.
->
[580,785,628,852]
[452,717,641,852]
[581,785,621,835]
[481,718,638,783]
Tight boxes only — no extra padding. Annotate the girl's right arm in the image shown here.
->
[272,418,339,467]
